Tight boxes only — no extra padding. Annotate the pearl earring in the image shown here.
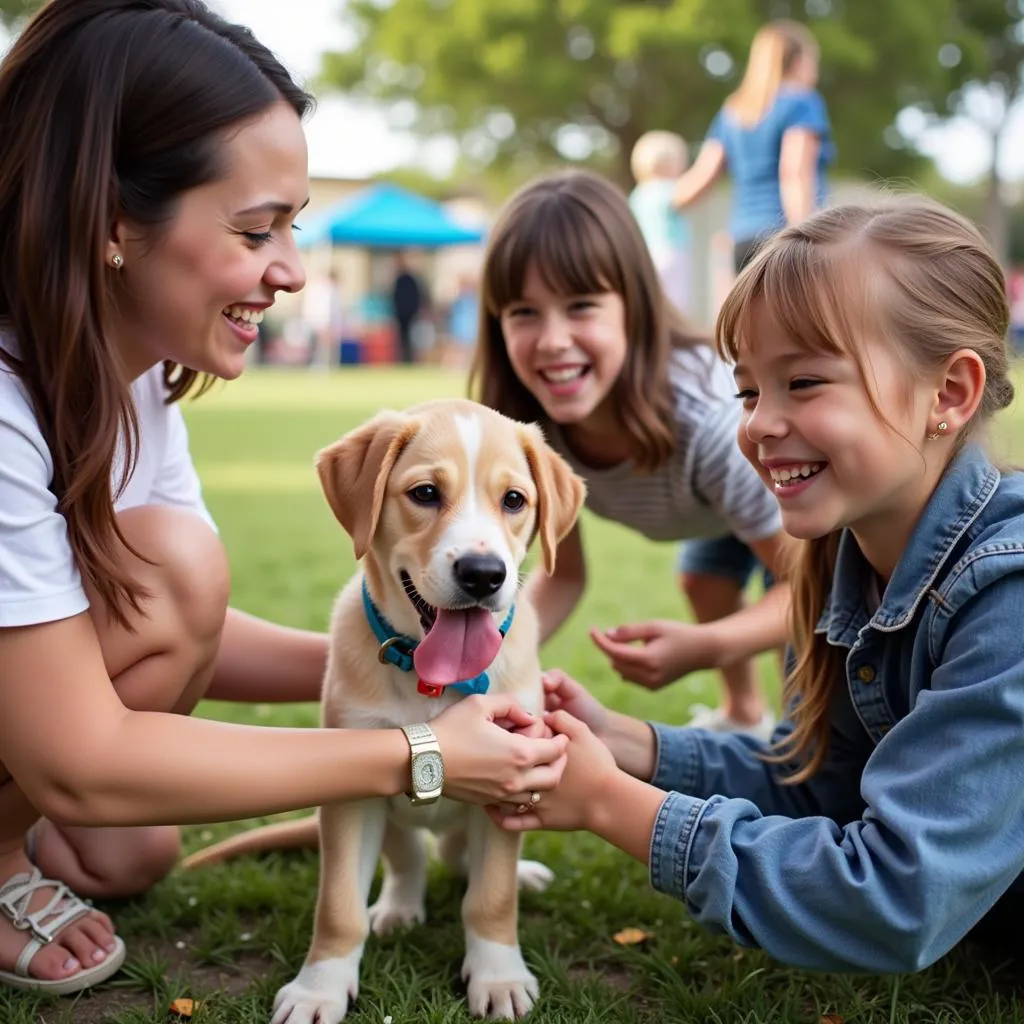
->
[111,253,124,269]
[926,421,948,441]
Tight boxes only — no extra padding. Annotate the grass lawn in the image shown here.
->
[7,364,1024,1024]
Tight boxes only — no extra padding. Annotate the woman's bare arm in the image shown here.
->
[779,127,820,225]
[672,141,726,209]
[0,613,567,826]
[206,607,327,703]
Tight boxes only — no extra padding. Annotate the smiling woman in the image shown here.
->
[0,0,569,1001]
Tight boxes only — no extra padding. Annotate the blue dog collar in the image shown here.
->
[361,578,514,697]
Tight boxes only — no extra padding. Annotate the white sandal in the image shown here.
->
[0,867,126,994]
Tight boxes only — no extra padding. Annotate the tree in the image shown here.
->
[0,0,39,26]
[908,0,1023,264]
[321,0,1001,188]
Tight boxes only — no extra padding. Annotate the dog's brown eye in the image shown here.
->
[408,484,441,506]
[502,490,526,513]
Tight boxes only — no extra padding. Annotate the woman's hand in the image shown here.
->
[431,693,569,806]
[589,620,724,689]
[488,710,619,832]
[542,669,608,735]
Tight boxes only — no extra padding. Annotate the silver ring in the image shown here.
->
[529,791,541,806]
[514,803,529,815]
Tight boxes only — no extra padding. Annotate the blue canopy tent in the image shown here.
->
[298,182,485,249]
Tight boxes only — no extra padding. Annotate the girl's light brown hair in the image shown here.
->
[716,196,1014,781]
[726,20,818,127]
[470,169,706,472]
[0,0,312,628]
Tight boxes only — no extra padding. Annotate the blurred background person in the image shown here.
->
[672,19,835,274]
[629,130,693,315]
[301,267,345,369]
[391,250,428,364]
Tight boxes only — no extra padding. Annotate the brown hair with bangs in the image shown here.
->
[0,0,312,628]
[716,196,1014,782]
[470,169,707,472]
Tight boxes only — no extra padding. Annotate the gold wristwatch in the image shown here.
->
[401,723,445,805]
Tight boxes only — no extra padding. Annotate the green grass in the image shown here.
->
[9,365,1024,1024]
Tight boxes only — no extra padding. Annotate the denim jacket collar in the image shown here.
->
[817,444,1000,646]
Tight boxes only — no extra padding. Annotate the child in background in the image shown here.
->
[629,131,693,316]
[495,196,1024,971]
[472,169,792,739]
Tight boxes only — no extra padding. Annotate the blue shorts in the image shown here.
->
[676,534,774,589]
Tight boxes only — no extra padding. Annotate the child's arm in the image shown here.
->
[544,669,854,821]
[515,576,1024,973]
[523,521,586,646]
[591,578,789,689]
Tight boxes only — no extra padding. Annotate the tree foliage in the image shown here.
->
[321,0,1021,187]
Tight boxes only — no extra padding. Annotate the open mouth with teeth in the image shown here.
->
[538,365,591,385]
[399,570,503,688]
[768,462,826,489]
[222,304,265,329]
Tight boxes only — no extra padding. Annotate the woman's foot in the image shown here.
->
[0,847,120,986]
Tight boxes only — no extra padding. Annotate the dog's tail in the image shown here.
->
[179,815,320,870]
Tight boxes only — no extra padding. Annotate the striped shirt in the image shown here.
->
[545,346,782,544]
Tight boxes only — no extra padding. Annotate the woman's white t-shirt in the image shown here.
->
[0,358,215,628]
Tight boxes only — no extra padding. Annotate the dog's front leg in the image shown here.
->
[272,798,387,1024]
[460,808,539,1020]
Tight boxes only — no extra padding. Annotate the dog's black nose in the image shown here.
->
[453,554,507,599]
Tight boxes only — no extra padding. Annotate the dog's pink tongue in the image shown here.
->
[413,607,502,686]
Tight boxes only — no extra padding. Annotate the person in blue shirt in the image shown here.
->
[492,196,1024,971]
[672,19,835,273]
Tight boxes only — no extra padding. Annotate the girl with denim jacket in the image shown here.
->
[493,196,1024,972]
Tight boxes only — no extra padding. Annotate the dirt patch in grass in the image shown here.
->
[35,931,273,1024]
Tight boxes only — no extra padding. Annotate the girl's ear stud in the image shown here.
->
[926,421,948,441]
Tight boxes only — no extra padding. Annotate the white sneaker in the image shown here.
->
[686,703,776,742]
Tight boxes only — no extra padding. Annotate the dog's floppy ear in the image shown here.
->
[316,411,419,559]
[519,423,586,575]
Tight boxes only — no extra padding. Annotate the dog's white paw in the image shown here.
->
[516,859,554,893]
[368,892,426,936]
[271,954,361,1024]
[462,932,538,1020]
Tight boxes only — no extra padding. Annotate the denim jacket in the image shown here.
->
[647,444,1024,973]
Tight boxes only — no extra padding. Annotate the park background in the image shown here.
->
[1,1,1024,1021]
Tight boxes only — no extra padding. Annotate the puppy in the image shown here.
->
[189,399,584,1022]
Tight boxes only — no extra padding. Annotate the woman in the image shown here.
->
[0,0,566,995]
[672,19,835,272]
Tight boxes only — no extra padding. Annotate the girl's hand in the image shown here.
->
[542,669,608,736]
[431,694,568,806]
[487,710,619,832]
[589,620,724,689]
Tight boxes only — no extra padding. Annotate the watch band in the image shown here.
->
[402,722,437,748]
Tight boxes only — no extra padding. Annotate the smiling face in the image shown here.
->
[733,300,942,565]
[499,264,628,428]
[109,100,309,381]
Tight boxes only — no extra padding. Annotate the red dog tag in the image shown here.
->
[416,679,444,698]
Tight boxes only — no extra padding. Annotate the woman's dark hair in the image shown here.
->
[0,0,313,626]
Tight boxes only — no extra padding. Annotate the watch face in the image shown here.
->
[412,751,444,794]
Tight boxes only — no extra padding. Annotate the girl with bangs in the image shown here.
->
[472,169,794,739]
[494,195,1024,971]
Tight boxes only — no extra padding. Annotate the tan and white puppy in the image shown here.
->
[267,399,585,1023]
